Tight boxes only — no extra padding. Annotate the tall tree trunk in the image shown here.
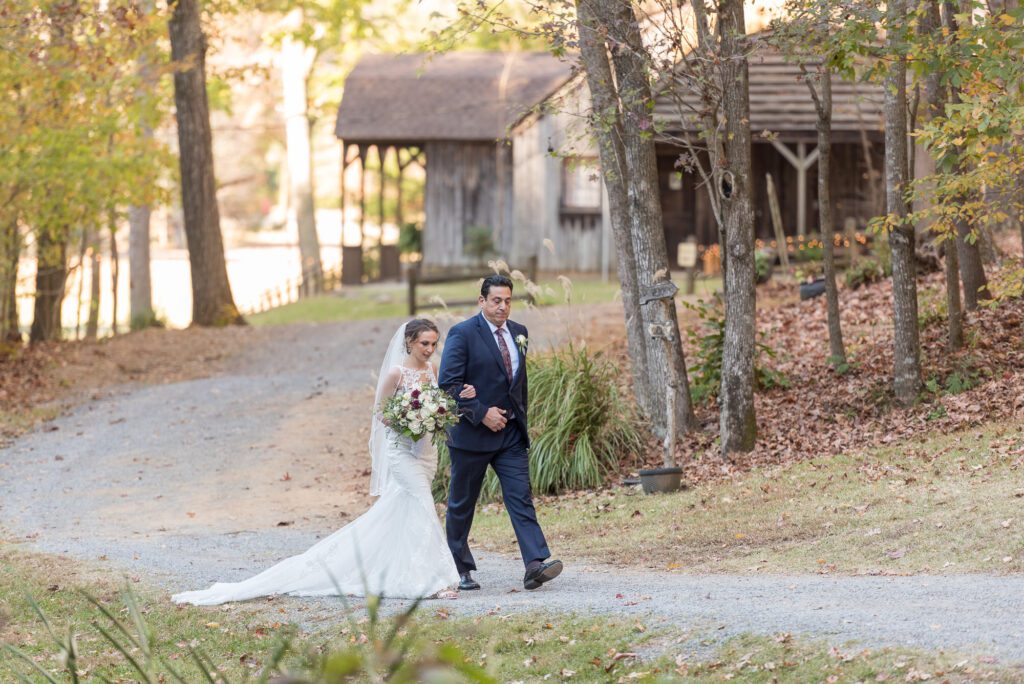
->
[921,0,963,350]
[168,0,243,326]
[128,203,153,328]
[129,0,156,329]
[690,0,729,291]
[3,267,16,342]
[30,1,76,344]
[0,217,20,342]
[943,236,963,350]
[955,211,992,308]
[603,0,696,437]
[884,0,922,405]
[1019,178,1024,256]
[31,230,68,343]
[717,0,757,455]
[86,230,101,340]
[109,218,120,335]
[577,0,696,439]
[281,8,323,295]
[575,0,651,423]
[808,66,847,367]
[940,0,991,309]
[977,223,999,264]
[73,226,86,339]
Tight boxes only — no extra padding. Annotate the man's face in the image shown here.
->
[479,286,512,327]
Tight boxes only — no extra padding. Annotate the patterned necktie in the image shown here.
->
[495,328,513,381]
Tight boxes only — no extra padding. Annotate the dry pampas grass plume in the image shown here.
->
[487,259,510,275]
[556,275,574,304]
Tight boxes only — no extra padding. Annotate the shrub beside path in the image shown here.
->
[1,311,1023,663]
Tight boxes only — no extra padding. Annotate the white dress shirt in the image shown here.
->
[483,315,520,377]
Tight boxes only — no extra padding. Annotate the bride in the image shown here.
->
[172,319,470,605]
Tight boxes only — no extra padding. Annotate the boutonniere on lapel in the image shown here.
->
[515,334,528,355]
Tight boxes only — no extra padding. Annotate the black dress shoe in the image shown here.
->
[459,572,480,591]
[523,559,563,590]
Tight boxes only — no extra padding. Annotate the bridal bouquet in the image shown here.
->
[381,384,459,441]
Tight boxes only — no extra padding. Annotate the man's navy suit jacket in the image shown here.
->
[439,312,529,452]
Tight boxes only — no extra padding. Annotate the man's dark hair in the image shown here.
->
[481,274,514,298]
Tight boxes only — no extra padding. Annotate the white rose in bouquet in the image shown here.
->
[381,383,460,442]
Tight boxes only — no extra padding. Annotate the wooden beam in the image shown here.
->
[396,147,414,230]
[766,173,790,267]
[796,142,808,236]
[358,144,368,246]
[770,140,819,236]
[377,145,386,251]
[339,143,346,250]
[339,142,358,249]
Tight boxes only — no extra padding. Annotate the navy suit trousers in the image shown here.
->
[445,423,550,573]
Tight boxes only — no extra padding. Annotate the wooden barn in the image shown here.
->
[334,51,573,275]
[510,76,613,273]
[335,44,886,276]
[511,39,887,272]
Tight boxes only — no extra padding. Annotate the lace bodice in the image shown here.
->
[395,365,437,394]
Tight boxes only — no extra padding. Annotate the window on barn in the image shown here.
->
[560,157,602,214]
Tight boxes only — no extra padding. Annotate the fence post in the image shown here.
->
[525,254,538,306]
[407,265,418,316]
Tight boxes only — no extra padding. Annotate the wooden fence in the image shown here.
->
[241,263,343,317]
[407,256,538,316]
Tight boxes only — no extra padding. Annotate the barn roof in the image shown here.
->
[334,52,575,145]
[653,38,886,140]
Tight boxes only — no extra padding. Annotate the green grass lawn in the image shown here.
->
[469,419,1024,576]
[247,274,722,327]
[2,549,1012,682]
[247,276,624,327]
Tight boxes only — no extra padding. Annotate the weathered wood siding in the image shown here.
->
[510,115,555,267]
[422,141,512,269]
[511,82,609,273]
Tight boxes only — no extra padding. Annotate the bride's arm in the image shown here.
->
[379,367,402,404]
[375,368,403,426]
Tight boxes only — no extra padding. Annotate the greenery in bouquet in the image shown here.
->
[382,384,458,441]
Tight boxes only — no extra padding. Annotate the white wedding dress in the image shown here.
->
[172,365,459,605]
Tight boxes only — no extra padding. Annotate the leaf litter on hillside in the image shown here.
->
[602,265,1024,484]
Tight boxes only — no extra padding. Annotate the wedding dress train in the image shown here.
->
[172,367,459,605]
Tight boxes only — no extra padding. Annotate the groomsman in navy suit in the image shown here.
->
[439,274,562,591]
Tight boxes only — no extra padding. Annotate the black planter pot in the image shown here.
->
[799,277,827,301]
[638,466,684,494]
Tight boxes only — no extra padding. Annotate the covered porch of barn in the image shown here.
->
[334,52,572,281]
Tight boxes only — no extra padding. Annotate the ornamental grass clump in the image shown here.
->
[433,345,642,502]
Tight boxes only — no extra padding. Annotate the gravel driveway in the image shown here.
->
[2,310,1023,663]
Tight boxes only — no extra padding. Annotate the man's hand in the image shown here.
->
[482,407,507,432]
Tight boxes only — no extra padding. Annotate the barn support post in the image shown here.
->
[770,140,819,237]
